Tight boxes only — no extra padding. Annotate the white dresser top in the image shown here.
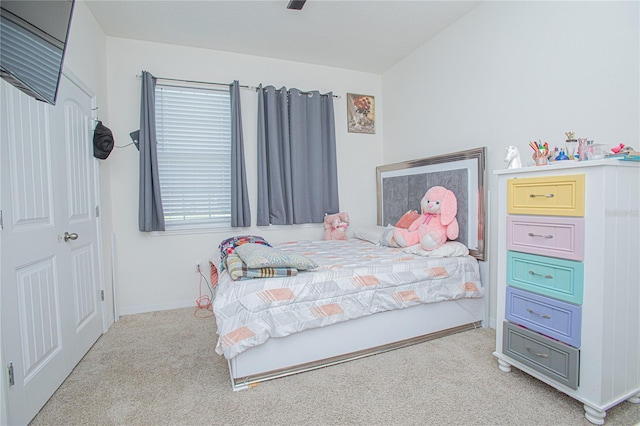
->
[494,157,639,175]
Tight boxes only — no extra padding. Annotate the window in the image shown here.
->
[155,84,231,229]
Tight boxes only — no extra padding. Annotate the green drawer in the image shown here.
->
[507,251,583,305]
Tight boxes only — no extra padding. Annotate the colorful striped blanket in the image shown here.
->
[225,253,298,281]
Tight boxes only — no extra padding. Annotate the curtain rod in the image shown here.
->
[268,87,340,99]
[136,74,257,90]
[136,74,340,98]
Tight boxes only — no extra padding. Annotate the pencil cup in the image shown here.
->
[536,156,548,166]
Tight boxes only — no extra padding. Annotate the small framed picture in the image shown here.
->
[347,93,375,134]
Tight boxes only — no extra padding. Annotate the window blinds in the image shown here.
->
[155,84,231,228]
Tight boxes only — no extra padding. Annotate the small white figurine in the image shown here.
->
[504,145,522,169]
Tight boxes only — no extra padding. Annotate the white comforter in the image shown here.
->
[213,239,482,359]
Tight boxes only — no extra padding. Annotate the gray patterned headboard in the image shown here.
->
[376,147,487,261]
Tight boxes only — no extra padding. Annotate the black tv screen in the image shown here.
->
[0,0,75,105]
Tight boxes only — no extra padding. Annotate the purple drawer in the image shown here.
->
[507,215,584,261]
[506,286,581,347]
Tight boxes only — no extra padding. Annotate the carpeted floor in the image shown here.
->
[30,307,640,425]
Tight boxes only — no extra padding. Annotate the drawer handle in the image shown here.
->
[526,308,551,319]
[528,232,553,239]
[525,347,549,358]
[529,193,555,198]
[528,270,553,279]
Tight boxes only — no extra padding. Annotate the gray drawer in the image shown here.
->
[502,321,579,389]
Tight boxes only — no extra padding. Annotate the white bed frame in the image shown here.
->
[228,298,484,390]
[224,147,488,390]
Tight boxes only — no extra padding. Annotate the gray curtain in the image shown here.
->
[257,85,292,225]
[257,85,338,225]
[138,70,165,231]
[230,81,251,227]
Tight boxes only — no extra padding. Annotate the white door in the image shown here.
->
[51,76,104,365]
[1,75,104,425]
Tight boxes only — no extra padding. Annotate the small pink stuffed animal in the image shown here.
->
[393,186,459,250]
[324,212,350,240]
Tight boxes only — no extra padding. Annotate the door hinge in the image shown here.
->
[95,205,100,218]
[100,290,104,301]
[0,209,3,231]
[7,362,15,387]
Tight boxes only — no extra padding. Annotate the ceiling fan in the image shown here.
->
[287,0,306,10]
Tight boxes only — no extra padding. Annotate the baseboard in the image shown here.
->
[118,299,195,316]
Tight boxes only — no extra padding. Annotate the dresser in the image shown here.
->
[494,159,640,425]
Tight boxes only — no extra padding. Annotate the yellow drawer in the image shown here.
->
[507,174,584,217]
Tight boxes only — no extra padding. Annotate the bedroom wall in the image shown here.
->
[380,1,640,327]
[104,38,384,314]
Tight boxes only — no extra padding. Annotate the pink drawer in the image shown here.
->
[507,215,584,261]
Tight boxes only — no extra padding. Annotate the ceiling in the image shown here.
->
[84,0,481,74]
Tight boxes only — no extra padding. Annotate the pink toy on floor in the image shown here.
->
[393,186,459,251]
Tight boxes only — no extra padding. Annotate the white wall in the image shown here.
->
[381,1,640,327]
[65,1,107,100]
[104,38,384,314]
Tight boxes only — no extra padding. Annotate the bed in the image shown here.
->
[213,147,488,390]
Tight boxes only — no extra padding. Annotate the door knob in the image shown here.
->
[64,232,78,242]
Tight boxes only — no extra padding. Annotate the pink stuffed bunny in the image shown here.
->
[393,186,459,250]
[324,212,350,240]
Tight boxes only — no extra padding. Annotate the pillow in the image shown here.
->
[234,243,318,270]
[379,225,401,247]
[352,226,386,245]
[395,210,420,228]
[403,241,469,257]
[218,235,271,269]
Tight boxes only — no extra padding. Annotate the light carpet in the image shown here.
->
[30,307,640,425]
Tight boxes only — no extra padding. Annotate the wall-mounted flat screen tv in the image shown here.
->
[0,0,75,105]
